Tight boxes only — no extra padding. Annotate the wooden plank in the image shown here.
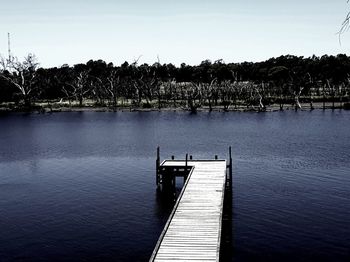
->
[150,160,227,262]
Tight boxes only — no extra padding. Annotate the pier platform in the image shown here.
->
[150,150,232,262]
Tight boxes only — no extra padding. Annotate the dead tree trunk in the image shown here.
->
[255,82,266,112]
[294,87,304,111]
[323,83,326,110]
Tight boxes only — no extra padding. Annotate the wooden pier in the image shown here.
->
[150,148,232,262]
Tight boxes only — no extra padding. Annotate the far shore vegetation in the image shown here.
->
[1,54,350,113]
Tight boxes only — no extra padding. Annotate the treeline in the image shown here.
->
[1,54,350,112]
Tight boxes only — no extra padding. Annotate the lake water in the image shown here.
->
[0,110,349,262]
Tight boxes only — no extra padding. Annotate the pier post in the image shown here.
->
[156,147,160,186]
[185,154,188,183]
[229,146,232,187]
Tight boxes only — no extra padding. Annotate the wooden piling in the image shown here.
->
[156,146,160,186]
[229,146,232,186]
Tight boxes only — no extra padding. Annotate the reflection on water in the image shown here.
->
[0,110,349,261]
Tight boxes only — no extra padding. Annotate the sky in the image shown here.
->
[0,0,350,68]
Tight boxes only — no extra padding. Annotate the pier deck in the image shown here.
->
[150,159,228,262]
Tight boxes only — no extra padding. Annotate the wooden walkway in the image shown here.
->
[150,159,229,262]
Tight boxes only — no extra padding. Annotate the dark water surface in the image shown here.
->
[0,111,349,262]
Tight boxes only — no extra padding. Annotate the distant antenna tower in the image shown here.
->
[7,32,12,64]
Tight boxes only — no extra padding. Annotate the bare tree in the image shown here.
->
[202,78,217,112]
[290,85,304,110]
[0,53,39,107]
[254,82,267,111]
[129,58,144,107]
[325,79,336,109]
[231,81,246,109]
[340,0,350,39]
[305,72,314,110]
[220,80,233,111]
[106,68,121,108]
[187,82,202,113]
[141,69,158,106]
[0,55,8,71]
[163,79,177,107]
[61,84,74,106]
[90,76,106,106]
[289,72,305,111]
[132,78,143,107]
[66,70,90,107]
[154,80,163,110]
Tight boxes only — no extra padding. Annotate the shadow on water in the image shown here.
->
[220,185,233,261]
[155,181,185,211]
[155,187,176,213]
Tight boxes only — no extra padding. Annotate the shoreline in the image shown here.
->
[0,102,349,114]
